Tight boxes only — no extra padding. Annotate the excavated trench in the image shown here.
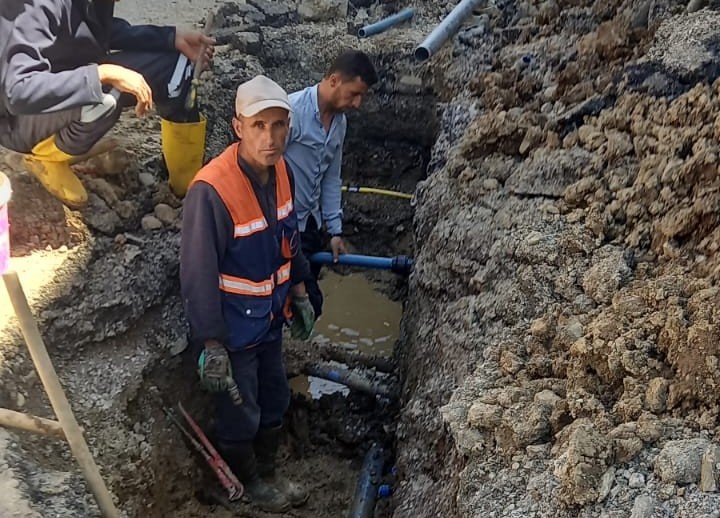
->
[0,3,449,517]
[0,86,436,518]
[114,73,438,517]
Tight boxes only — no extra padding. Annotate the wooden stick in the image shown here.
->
[2,271,121,518]
[0,407,65,438]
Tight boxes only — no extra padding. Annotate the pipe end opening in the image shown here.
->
[358,28,367,38]
[414,47,430,62]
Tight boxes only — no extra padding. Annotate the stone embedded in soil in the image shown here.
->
[553,420,613,505]
[654,438,710,485]
[138,172,156,187]
[82,193,122,235]
[628,472,645,489]
[645,377,670,413]
[396,75,423,95]
[467,401,503,430]
[246,0,292,26]
[700,445,720,492]
[630,495,656,518]
[153,203,177,225]
[582,245,632,304]
[141,214,163,231]
[297,0,348,21]
[230,31,262,54]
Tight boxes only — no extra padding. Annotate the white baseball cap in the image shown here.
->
[235,75,292,117]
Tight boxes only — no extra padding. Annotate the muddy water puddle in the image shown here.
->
[290,270,402,399]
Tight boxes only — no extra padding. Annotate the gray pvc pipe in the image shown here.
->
[358,8,416,38]
[414,0,483,62]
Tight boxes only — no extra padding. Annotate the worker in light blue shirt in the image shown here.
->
[284,50,378,319]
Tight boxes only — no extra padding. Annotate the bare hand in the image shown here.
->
[330,236,347,263]
[175,30,215,70]
[97,64,153,117]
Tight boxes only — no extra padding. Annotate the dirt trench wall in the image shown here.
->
[393,3,720,518]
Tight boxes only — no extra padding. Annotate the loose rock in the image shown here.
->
[654,438,710,485]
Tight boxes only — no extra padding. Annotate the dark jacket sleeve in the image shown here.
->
[286,163,313,285]
[1,4,104,115]
[110,18,177,52]
[180,182,231,345]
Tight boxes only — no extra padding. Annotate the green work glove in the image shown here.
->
[197,342,233,393]
[290,294,315,340]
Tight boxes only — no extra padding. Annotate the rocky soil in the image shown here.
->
[393,0,720,517]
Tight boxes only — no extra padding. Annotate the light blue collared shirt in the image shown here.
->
[285,84,347,235]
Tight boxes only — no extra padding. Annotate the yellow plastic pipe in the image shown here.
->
[342,185,413,200]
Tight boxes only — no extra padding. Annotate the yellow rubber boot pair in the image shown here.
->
[160,115,207,197]
[23,135,88,209]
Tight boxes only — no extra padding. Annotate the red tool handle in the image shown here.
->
[178,403,244,499]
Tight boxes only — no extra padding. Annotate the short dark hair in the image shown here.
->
[327,50,378,87]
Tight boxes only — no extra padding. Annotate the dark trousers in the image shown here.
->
[300,216,325,320]
[0,50,192,156]
[214,338,290,444]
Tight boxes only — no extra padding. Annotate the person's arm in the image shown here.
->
[2,4,104,115]
[180,182,232,345]
[110,18,176,52]
[320,117,346,236]
[286,99,302,145]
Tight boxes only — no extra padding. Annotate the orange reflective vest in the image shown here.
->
[190,143,299,350]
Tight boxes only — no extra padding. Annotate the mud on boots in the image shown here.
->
[255,426,309,507]
[0,1,214,207]
[217,440,292,513]
[20,135,90,209]
[180,75,316,513]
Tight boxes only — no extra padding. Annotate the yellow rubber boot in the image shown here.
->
[24,135,88,209]
[160,115,207,197]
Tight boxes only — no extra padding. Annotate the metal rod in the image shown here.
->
[415,0,483,62]
[0,407,66,438]
[2,271,120,518]
[358,8,416,38]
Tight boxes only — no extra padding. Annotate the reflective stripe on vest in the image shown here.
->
[219,260,291,296]
[277,199,293,221]
[234,217,268,238]
[276,261,291,285]
[219,274,274,296]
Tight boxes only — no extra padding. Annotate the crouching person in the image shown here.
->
[179,75,316,513]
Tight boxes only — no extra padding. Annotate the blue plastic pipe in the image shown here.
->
[309,252,414,275]
[358,8,416,38]
[348,443,385,518]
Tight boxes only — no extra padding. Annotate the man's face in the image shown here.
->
[233,107,290,168]
[329,75,369,112]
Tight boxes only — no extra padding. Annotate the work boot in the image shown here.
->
[217,440,291,513]
[7,135,88,209]
[255,426,309,507]
[160,115,206,196]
